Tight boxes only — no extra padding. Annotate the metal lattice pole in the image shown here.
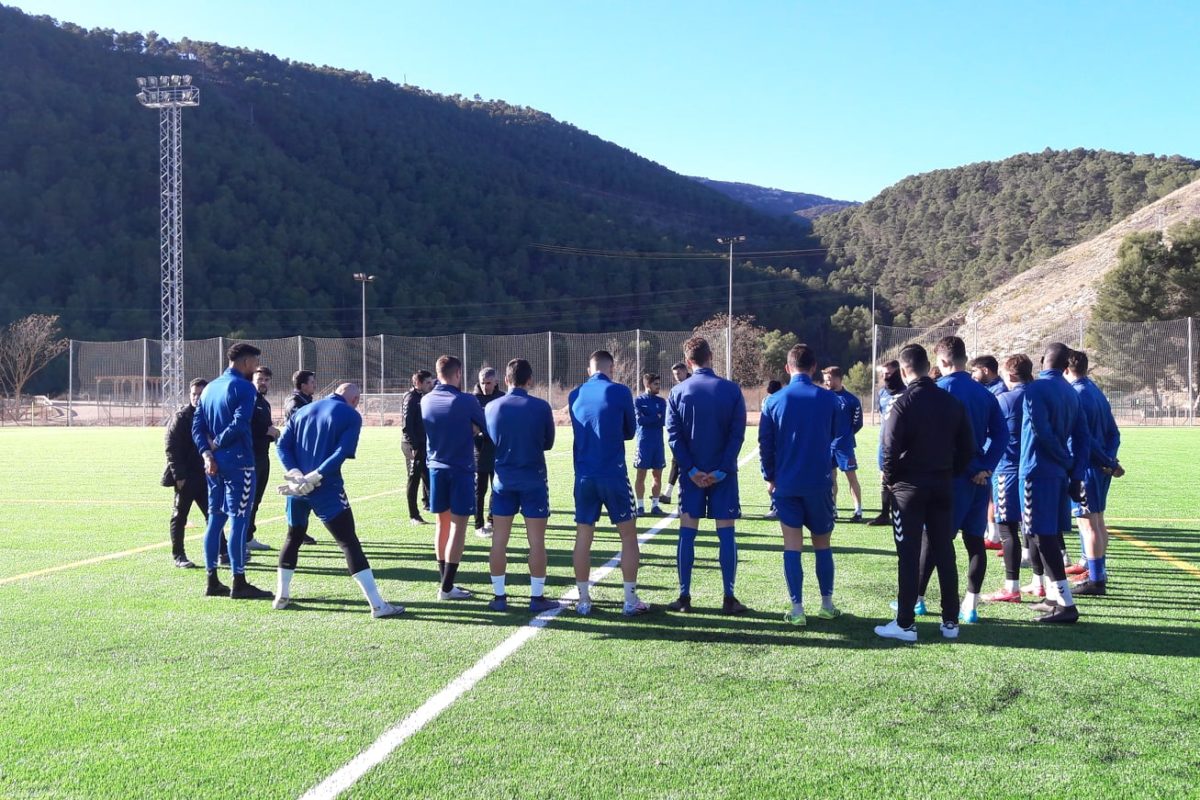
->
[137,76,198,416]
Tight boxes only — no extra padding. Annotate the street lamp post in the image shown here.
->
[716,235,746,377]
[353,273,375,392]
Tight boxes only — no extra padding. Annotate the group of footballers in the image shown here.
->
[165,331,1121,634]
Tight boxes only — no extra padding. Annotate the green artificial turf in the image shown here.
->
[0,425,1196,799]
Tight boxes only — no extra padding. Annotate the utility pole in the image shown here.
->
[716,235,745,378]
[353,273,376,392]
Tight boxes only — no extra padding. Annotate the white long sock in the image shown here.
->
[1020,546,1030,562]
[352,568,385,608]
[623,581,637,605]
[491,574,506,597]
[1005,579,1019,592]
[576,580,591,602]
[962,592,979,612]
[1055,580,1075,607]
[530,576,546,597]
[276,568,294,598]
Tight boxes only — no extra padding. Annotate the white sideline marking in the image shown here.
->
[300,449,761,800]
[0,488,402,587]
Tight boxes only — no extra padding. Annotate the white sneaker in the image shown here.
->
[247,539,271,551]
[475,527,490,538]
[940,621,959,640]
[484,522,494,534]
[874,619,918,642]
[437,586,473,600]
[372,601,405,618]
[576,599,593,616]
[622,600,651,617]
[272,595,290,610]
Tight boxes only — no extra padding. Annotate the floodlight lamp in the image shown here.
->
[182,75,192,85]
[146,76,157,87]
[137,77,146,87]
[171,75,180,86]
[160,75,169,85]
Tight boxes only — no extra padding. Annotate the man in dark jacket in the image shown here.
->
[163,378,208,568]
[283,370,317,421]
[875,343,976,643]
[472,367,505,537]
[402,370,434,524]
[247,365,280,553]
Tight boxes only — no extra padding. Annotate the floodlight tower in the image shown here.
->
[716,235,746,378]
[136,75,199,414]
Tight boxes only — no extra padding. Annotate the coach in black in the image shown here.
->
[162,378,208,568]
[247,365,280,552]
[284,369,316,421]
[402,369,434,525]
[876,344,976,643]
[472,367,505,537]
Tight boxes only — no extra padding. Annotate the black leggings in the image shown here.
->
[278,508,369,575]
[918,533,987,595]
[999,522,1023,581]
[1031,533,1068,582]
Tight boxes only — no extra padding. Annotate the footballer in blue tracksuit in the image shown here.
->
[634,373,668,515]
[760,345,842,625]
[483,359,559,613]
[1020,343,1091,623]
[1066,350,1123,594]
[568,351,648,617]
[823,367,864,521]
[191,343,272,600]
[985,354,1034,602]
[666,338,748,615]
[273,385,401,616]
[422,356,487,600]
[921,337,1008,623]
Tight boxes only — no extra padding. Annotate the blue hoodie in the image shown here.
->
[831,388,863,451]
[276,394,361,491]
[937,371,1008,475]
[758,373,839,495]
[422,383,486,471]
[994,382,1027,475]
[485,387,556,491]
[192,366,257,470]
[568,373,636,479]
[1071,376,1120,470]
[666,367,746,476]
[1020,370,1090,481]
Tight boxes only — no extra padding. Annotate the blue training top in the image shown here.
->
[1020,370,1090,481]
[192,366,257,470]
[276,394,362,491]
[832,388,863,451]
[485,387,556,491]
[1071,376,1120,471]
[635,392,667,432]
[995,382,1027,475]
[758,373,839,495]
[666,367,746,476]
[568,373,636,479]
[421,383,486,471]
[937,371,1008,476]
[985,378,1007,396]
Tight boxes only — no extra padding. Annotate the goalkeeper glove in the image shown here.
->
[304,470,323,489]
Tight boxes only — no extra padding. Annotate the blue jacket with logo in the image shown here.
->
[192,366,257,470]
[759,373,839,495]
[1071,377,1120,471]
[994,383,1027,475]
[831,388,863,451]
[276,394,362,491]
[1020,370,1090,481]
[568,373,636,479]
[937,371,1008,476]
[667,367,746,476]
[422,384,486,471]
[485,388,556,491]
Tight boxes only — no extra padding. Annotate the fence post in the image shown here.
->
[67,340,74,429]
[217,336,224,374]
[548,331,554,407]
[1189,316,1196,425]
[462,333,468,390]
[141,337,148,427]
[870,323,878,425]
[635,328,641,385]
[1078,317,1085,349]
[379,333,385,394]
[297,335,303,371]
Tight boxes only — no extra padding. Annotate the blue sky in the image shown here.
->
[13,0,1200,200]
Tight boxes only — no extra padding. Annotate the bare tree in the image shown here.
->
[693,313,768,386]
[0,314,69,418]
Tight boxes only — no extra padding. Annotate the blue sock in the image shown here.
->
[203,512,227,570]
[1097,556,1107,582]
[716,526,738,597]
[677,527,698,595]
[228,515,249,575]
[783,549,803,606]
[814,547,835,599]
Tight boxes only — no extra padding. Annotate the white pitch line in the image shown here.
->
[300,448,760,800]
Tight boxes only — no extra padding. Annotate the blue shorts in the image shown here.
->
[307,482,352,523]
[430,467,476,516]
[207,466,255,519]
[574,474,636,525]
[992,472,1021,524]
[1022,476,1072,536]
[1071,469,1112,517]
[634,435,666,470]
[679,474,742,520]
[491,483,550,519]
[285,495,312,527]
[775,491,834,535]
[832,448,858,472]
[951,476,989,537]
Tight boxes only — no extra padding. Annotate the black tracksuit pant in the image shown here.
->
[402,441,430,518]
[169,478,208,559]
[891,479,959,626]
[248,454,270,539]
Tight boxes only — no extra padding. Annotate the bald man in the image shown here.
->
[274,383,403,617]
